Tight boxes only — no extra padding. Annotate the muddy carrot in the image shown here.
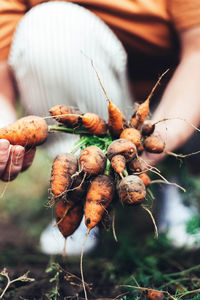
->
[51,153,78,198]
[111,154,126,176]
[142,120,155,136]
[107,139,136,162]
[138,173,151,187]
[117,175,146,205]
[120,127,142,148]
[84,174,115,231]
[144,135,165,153]
[0,116,48,147]
[49,105,83,127]
[79,145,107,176]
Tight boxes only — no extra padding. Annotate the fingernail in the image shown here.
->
[0,139,10,151]
[14,145,24,152]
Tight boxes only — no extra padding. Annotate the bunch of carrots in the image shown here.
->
[47,94,165,240]
[0,69,169,300]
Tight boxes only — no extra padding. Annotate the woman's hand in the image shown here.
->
[141,26,200,167]
[0,139,36,181]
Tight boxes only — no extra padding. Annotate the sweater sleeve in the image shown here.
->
[168,0,200,32]
[0,0,28,61]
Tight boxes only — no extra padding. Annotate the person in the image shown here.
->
[0,0,200,251]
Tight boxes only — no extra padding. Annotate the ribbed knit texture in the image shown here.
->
[9,1,133,157]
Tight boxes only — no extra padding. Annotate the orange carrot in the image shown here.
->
[90,59,127,137]
[51,153,78,198]
[130,70,169,129]
[144,135,165,153]
[81,112,107,136]
[138,173,151,187]
[108,100,128,137]
[111,154,126,176]
[107,139,136,162]
[0,116,48,147]
[79,145,107,176]
[120,127,142,148]
[84,174,115,231]
[147,290,164,300]
[49,105,82,127]
[130,98,150,129]
[55,200,83,238]
[117,175,146,205]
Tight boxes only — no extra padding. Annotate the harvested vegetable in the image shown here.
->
[130,98,150,129]
[81,112,107,136]
[120,127,142,148]
[55,200,83,238]
[84,174,115,230]
[147,289,164,300]
[117,175,146,205]
[142,120,155,136]
[144,135,165,153]
[128,157,144,173]
[138,172,151,187]
[49,105,82,127]
[111,154,126,176]
[79,145,107,176]
[107,139,136,162]
[108,100,128,137]
[51,153,78,198]
[0,116,48,147]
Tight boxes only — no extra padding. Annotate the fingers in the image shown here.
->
[0,139,10,176]
[2,145,25,181]
[0,140,36,182]
[141,151,166,169]
[22,147,36,171]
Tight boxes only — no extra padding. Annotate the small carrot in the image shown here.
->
[142,120,155,136]
[108,100,128,137]
[111,154,126,176]
[138,173,151,187]
[89,58,127,137]
[49,105,83,127]
[130,98,150,129]
[51,153,78,198]
[81,112,107,136]
[120,127,142,148]
[55,200,83,238]
[117,175,146,205]
[84,174,115,231]
[144,135,165,153]
[130,69,169,129]
[0,116,48,147]
[147,289,164,300]
[128,157,144,173]
[79,145,107,176]
[107,139,136,162]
